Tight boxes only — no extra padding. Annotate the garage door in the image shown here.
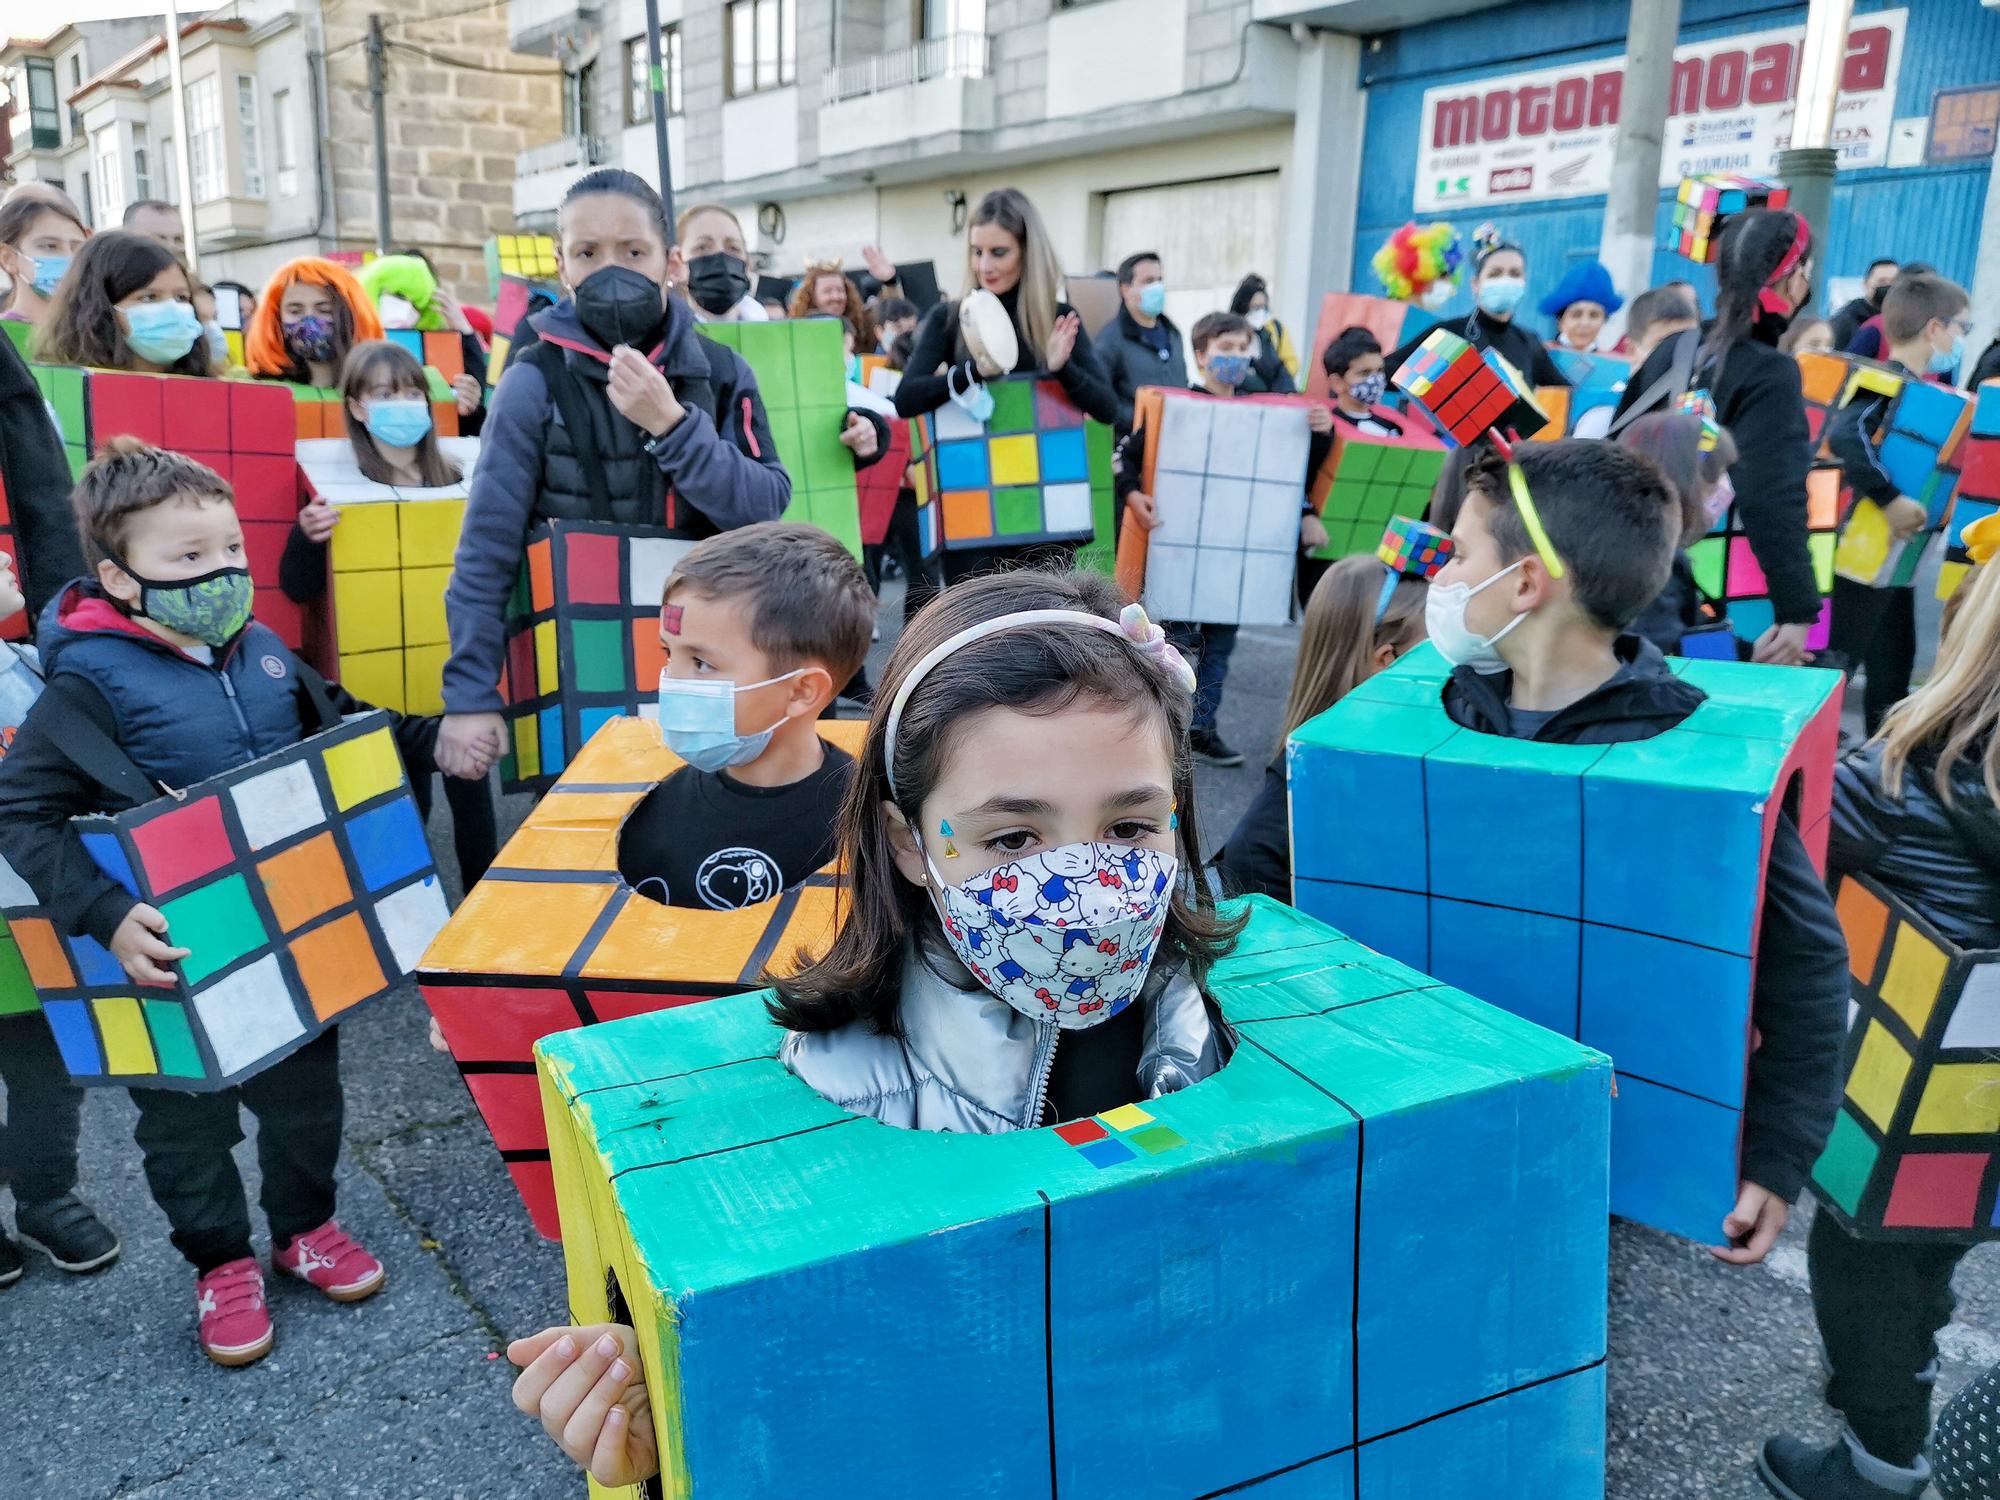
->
[1101,172,1284,362]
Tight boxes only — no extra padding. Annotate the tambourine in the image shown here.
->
[959,289,1019,379]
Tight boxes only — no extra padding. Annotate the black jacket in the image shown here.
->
[1829,296,1878,355]
[1830,739,2000,951]
[1384,307,1570,391]
[1825,356,1909,510]
[1214,756,1291,901]
[1095,304,1189,432]
[1971,338,2000,395]
[894,285,1118,426]
[1613,321,1821,626]
[1250,321,1296,396]
[1631,551,1705,658]
[1443,636,1850,1202]
[0,333,86,624]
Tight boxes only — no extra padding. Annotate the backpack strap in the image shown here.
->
[292,656,344,733]
[39,675,178,804]
[1606,327,1703,437]
[523,340,615,521]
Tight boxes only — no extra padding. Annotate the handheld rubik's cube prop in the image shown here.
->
[1113,388,1313,627]
[1391,328,1547,449]
[1549,347,1630,433]
[1289,645,1843,1242]
[486,274,560,391]
[1305,291,1421,401]
[1834,373,1974,590]
[1374,516,1453,617]
[1688,462,1841,651]
[297,438,477,715]
[0,469,22,642]
[484,233,558,297]
[917,374,1115,560]
[1305,410,1450,564]
[537,897,1612,1500]
[1812,876,2000,1240]
[498,523,692,793]
[1940,383,2000,602]
[0,714,449,1089]
[1673,175,1791,263]
[695,318,863,558]
[422,717,862,1237]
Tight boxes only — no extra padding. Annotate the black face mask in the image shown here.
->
[572,265,667,351]
[687,251,750,316]
[1868,283,1890,311]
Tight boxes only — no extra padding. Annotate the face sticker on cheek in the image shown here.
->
[661,604,683,635]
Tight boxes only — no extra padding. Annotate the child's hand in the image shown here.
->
[1044,310,1080,374]
[112,904,191,986]
[1307,405,1334,434]
[1301,514,1329,552]
[1125,491,1161,531]
[297,500,340,545]
[1883,495,1928,538]
[452,373,483,417]
[607,347,685,438]
[1751,622,1810,666]
[838,411,880,461]
[1709,1180,1788,1265]
[437,712,506,779]
[428,1015,450,1054]
[508,1325,660,1486]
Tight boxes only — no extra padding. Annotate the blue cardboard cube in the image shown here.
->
[1290,645,1842,1242]
[536,897,1611,1500]
[1973,381,2000,438]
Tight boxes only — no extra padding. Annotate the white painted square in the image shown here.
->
[1154,398,1214,475]
[931,400,985,442]
[627,536,698,612]
[1238,552,1297,626]
[1246,482,1304,552]
[1190,550,1246,623]
[372,875,452,975]
[1197,477,1252,548]
[229,760,329,851]
[1204,402,1264,479]
[1942,963,2000,1050]
[1152,472,1206,546]
[1041,482,1093,535]
[0,851,33,909]
[192,954,306,1076]
[1144,545,1198,621]
[1253,407,1314,484]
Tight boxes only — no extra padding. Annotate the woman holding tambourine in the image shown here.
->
[894,187,1118,583]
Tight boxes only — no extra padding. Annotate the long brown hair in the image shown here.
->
[768,569,1244,1036]
[1617,411,1740,548]
[1875,558,2000,808]
[1280,558,1428,751]
[340,341,463,488]
[35,231,211,377]
[789,262,875,351]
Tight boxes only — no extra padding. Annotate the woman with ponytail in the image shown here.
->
[1611,208,1820,665]
[1383,224,1569,390]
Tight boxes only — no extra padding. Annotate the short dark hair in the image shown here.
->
[1116,251,1161,286]
[1867,257,1899,277]
[874,296,916,325]
[1322,325,1382,377]
[1882,272,1968,343]
[1191,311,1253,354]
[663,522,875,683]
[72,436,234,569]
[122,199,180,226]
[1466,440,1678,632]
[1625,284,1698,342]
[887,328,916,372]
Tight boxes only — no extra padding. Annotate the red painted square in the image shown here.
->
[1054,1119,1108,1146]
[128,795,234,896]
[163,376,230,451]
[254,588,308,653]
[463,1071,549,1152]
[563,531,624,605]
[231,455,302,522]
[505,627,538,706]
[242,520,292,588]
[230,383,298,454]
[510,1160,562,1241]
[421,982,582,1065]
[1883,1152,1988,1229]
[90,372,166,445]
[586,989,711,1023]
[1957,436,2000,501]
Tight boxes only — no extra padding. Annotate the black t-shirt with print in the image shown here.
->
[617,745,855,910]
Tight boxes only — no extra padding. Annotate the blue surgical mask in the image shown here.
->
[1206,352,1253,387]
[656,668,804,773]
[1476,277,1527,317]
[202,320,228,366]
[364,397,435,450]
[950,366,996,425]
[1930,332,1964,377]
[1138,282,1167,318]
[28,254,70,297]
[121,299,202,365]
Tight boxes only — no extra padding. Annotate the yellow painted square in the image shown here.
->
[328,504,401,573]
[1099,1102,1154,1131]
[402,643,449,717]
[988,433,1041,486]
[321,726,405,811]
[333,569,405,654]
[534,619,559,694]
[401,566,453,647]
[419,876,611,975]
[337,649,408,716]
[1911,1063,2000,1136]
[93,996,156,1075]
[399,499,466,568]
[512,712,541,782]
[1847,1020,1914,1132]
[1939,559,1971,602]
[1881,925,1951,1036]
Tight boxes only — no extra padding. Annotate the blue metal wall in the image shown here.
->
[1350,0,2000,321]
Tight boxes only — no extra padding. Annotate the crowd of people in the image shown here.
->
[0,172,1997,1500]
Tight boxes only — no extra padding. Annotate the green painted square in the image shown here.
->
[1809,530,1836,592]
[795,406,855,489]
[569,618,630,693]
[0,928,38,1017]
[161,875,268,986]
[790,322,848,406]
[697,322,744,354]
[788,489,863,560]
[1687,536,1726,599]
[762,408,803,475]
[144,999,206,1078]
[993,487,1042,537]
[508,564,531,618]
[423,367,452,401]
[989,379,1036,434]
[1812,1110,1880,1217]
[1128,1124,1186,1154]
[737,326,798,410]
[1085,418,1113,475]
[66,447,88,482]
[43,366,88,449]
[1,320,29,360]
[1074,485,1116,577]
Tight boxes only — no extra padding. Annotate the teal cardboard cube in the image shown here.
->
[1290,645,1842,1242]
[536,898,1611,1500]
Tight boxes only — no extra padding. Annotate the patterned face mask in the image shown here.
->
[927,841,1177,1030]
[282,313,338,365]
[111,555,255,647]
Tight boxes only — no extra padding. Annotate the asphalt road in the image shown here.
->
[1,585,1989,1499]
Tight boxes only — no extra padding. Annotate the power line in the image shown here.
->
[387,38,562,78]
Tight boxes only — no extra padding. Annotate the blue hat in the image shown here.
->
[1538,260,1623,317]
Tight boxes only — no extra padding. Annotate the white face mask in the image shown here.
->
[1424,560,1526,673]
[1247,307,1270,330]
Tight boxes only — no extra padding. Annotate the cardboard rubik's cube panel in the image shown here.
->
[498,522,700,794]
[1549,347,1630,432]
[1,319,30,362]
[1131,389,1310,626]
[694,318,862,559]
[1797,350,1857,445]
[0,470,22,642]
[1306,293,1419,401]
[856,413,913,547]
[1290,645,1842,1243]
[485,233,558,296]
[1813,876,2000,1241]
[1530,385,1571,440]
[1934,382,2000,602]
[385,329,467,385]
[1687,463,1841,651]
[1834,376,1973,589]
[26,362,89,481]
[1391,328,1546,447]
[421,716,864,1237]
[288,363,459,443]
[298,437,477,715]
[1308,413,1449,560]
[538,896,1611,1500]
[488,274,560,390]
[0,713,448,1090]
[1673,174,1790,263]
[917,375,1114,554]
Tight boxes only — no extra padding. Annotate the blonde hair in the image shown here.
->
[1279,556,1428,749]
[676,202,745,243]
[1875,559,2000,808]
[963,187,1062,363]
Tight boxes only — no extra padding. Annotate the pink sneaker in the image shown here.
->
[274,1220,385,1304]
[196,1258,273,1367]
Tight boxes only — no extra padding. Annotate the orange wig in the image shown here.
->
[246,257,384,379]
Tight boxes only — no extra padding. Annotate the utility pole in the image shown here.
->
[162,0,199,275]
[1776,0,1854,298]
[367,14,392,254]
[1598,0,1679,340]
[643,0,675,237]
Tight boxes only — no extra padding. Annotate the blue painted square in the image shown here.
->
[1974,382,2000,438]
[41,999,101,1075]
[82,832,140,898]
[1879,429,1942,501]
[1579,924,1752,1106]
[69,934,125,988]
[1893,381,1967,446]
[1077,1137,1135,1169]
[1609,1074,1742,1243]
[385,329,425,363]
[1949,497,1999,546]
[345,797,432,893]
[1922,468,1961,529]
[1288,694,1458,890]
[1294,880,1429,972]
[577,707,620,753]
[1422,734,1606,918]
[539,703,565,773]
[934,439,990,491]
[1428,897,1580,1041]
[1037,427,1089,484]
[1357,1363,1604,1496]
[1728,595,1775,640]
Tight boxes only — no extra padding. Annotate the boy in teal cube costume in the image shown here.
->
[536,899,1613,1500]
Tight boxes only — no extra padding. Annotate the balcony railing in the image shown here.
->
[821,32,991,106]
